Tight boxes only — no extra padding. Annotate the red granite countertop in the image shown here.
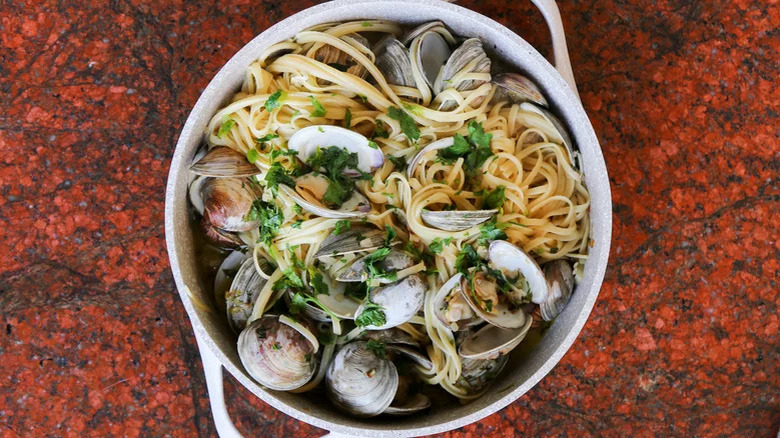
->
[1,0,777,436]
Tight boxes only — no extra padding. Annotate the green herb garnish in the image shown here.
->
[246,148,260,164]
[373,120,390,139]
[438,120,493,174]
[334,219,351,235]
[387,106,420,142]
[264,90,285,112]
[344,108,352,128]
[309,95,327,117]
[365,339,386,358]
[387,154,407,171]
[217,116,236,138]
[246,199,285,245]
[429,237,453,254]
[483,185,506,210]
[264,162,296,196]
[477,221,508,247]
[356,302,386,327]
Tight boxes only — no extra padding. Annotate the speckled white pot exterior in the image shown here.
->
[164,0,612,436]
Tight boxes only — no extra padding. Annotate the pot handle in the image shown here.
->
[529,0,580,99]
[195,331,244,438]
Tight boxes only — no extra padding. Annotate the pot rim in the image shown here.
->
[164,0,612,436]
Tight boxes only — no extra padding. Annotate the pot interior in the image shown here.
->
[165,1,611,435]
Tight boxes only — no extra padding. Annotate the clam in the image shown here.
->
[455,354,509,396]
[488,240,548,304]
[384,393,431,416]
[355,328,420,348]
[336,249,414,283]
[201,177,263,232]
[226,257,271,332]
[540,259,574,321]
[190,146,261,178]
[421,209,497,232]
[432,273,482,331]
[214,250,250,303]
[409,27,451,89]
[520,102,575,166]
[200,219,243,249]
[287,271,360,322]
[314,33,371,79]
[492,73,548,107]
[458,315,532,360]
[314,226,392,259]
[433,38,492,111]
[401,21,454,46]
[288,125,384,175]
[375,37,416,87]
[459,270,530,329]
[188,175,207,216]
[406,136,455,179]
[325,341,399,417]
[281,173,371,219]
[355,274,426,330]
[386,344,433,371]
[237,315,318,391]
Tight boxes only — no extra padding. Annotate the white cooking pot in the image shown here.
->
[164,0,612,436]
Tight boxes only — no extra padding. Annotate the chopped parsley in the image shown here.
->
[365,339,386,358]
[483,185,506,210]
[264,90,285,112]
[384,225,396,246]
[387,106,420,142]
[310,271,329,296]
[477,221,508,247]
[306,146,369,208]
[245,199,284,245]
[309,95,327,117]
[344,108,352,128]
[429,237,453,254]
[454,243,482,275]
[246,148,260,163]
[217,116,236,138]
[264,162,296,196]
[290,219,303,229]
[333,219,351,235]
[256,133,279,144]
[361,21,373,27]
[387,154,407,171]
[373,120,390,139]
[272,343,282,350]
[355,302,386,327]
[438,120,493,174]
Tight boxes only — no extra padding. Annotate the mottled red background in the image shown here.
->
[0,0,778,436]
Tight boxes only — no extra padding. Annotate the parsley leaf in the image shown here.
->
[365,339,386,358]
[367,140,379,149]
[306,146,364,208]
[217,116,236,138]
[311,272,329,296]
[384,225,396,247]
[245,199,284,245]
[344,108,352,128]
[290,219,303,229]
[246,148,260,164]
[265,90,285,112]
[387,106,420,142]
[264,162,296,196]
[477,221,508,247]
[437,120,493,174]
[429,237,453,254]
[387,154,407,171]
[373,120,390,139]
[439,134,470,160]
[483,185,506,210]
[309,95,327,117]
[454,243,483,275]
[255,133,279,144]
[334,219,351,235]
[355,302,386,327]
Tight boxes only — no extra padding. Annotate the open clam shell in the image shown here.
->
[401,21,454,46]
[489,240,549,304]
[314,226,391,259]
[201,177,263,232]
[325,341,399,417]
[314,33,371,79]
[384,393,431,416]
[375,36,416,87]
[281,182,370,219]
[421,209,497,232]
[188,175,207,216]
[520,102,575,166]
[459,270,529,330]
[226,257,271,332]
[355,328,420,348]
[406,136,454,179]
[433,38,492,111]
[190,146,261,178]
[336,249,414,283]
[386,344,433,371]
[492,73,548,107]
[455,354,509,396]
[410,28,451,89]
[432,273,483,331]
[237,315,318,391]
[355,274,426,330]
[200,219,243,249]
[458,314,532,360]
[289,271,360,322]
[288,125,384,174]
[214,250,251,303]
[541,259,574,321]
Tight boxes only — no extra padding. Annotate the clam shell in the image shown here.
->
[406,136,454,179]
[281,184,370,219]
[421,209,497,232]
[237,316,318,391]
[458,315,532,360]
[201,177,262,232]
[355,328,420,348]
[200,219,243,249]
[386,344,433,371]
[520,102,575,166]
[336,249,414,283]
[433,38,492,111]
[288,125,384,174]
[190,146,261,178]
[401,21,454,46]
[188,175,207,216]
[459,271,528,329]
[488,240,549,304]
[540,260,574,321]
[355,274,426,330]
[287,271,360,322]
[314,33,371,79]
[411,29,451,88]
[432,273,482,331]
[492,73,548,107]
[455,354,509,396]
[325,342,399,417]
[226,257,270,332]
[384,393,431,416]
[375,37,416,87]
[314,226,390,259]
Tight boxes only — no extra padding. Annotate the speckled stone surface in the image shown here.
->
[0,0,777,437]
